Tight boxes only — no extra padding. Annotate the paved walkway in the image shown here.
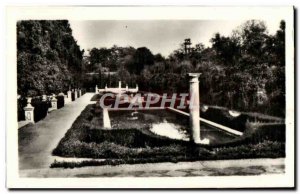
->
[20,158,284,177]
[18,93,94,170]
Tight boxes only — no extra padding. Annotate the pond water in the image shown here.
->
[109,110,237,145]
[150,120,190,141]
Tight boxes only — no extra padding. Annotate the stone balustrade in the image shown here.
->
[18,89,84,127]
[95,81,139,94]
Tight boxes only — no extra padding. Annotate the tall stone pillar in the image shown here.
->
[95,85,98,94]
[119,81,121,89]
[188,73,209,144]
[24,97,34,123]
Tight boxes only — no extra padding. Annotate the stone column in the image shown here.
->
[95,85,98,94]
[51,94,57,110]
[24,97,34,123]
[126,84,128,92]
[119,81,121,89]
[103,108,111,129]
[79,89,82,97]
[105,85,107,92]
[188,73,209,144]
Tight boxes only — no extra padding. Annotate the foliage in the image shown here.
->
[56,95,65,109]
[84,20,285,117]
[51,140,284,168]
[17,20,84,96]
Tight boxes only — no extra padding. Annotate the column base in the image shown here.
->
[194,138,210,145]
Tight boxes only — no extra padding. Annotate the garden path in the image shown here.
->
[20,158,285,178]
[18,93,95,170]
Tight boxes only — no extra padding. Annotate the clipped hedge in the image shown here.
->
[201,107,248,132]
[31,97,50,122]
[71,92,75,101]
[17,97,27,121]
[57,95,65,109]
[243,123,286,143]
[200,106,284,132]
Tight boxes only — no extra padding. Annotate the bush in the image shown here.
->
[57,95,64,109]
[31,98,50,122]
[51,140,285,168]
[244,123,285,143]
[71,92,75,101]
[17,97,27,121]
[201,106,248,132]
[200,106,284,132]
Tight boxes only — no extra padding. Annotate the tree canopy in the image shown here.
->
[17,20,84,96]
[17,19,286,117]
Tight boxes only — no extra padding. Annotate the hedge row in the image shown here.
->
[18,95,65,122]
[200,106,284,133]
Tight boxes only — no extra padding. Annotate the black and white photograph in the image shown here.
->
[6,6,295,188]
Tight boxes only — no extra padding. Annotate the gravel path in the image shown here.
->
[20,158,284,177]
[18,93,95,170]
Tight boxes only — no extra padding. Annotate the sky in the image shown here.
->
[69,20,282,57]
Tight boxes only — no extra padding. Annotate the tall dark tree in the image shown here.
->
[17,20,84,96]
[129,47,154,74]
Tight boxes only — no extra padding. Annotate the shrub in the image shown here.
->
[200,106,284,132]
[71,92,75,101]
[56,95,64,109]
[17,97,27,121]
[31,97,50,122]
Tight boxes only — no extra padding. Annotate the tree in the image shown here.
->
[129,47,154,74]
[17,20,83,96]
[210,33,240,67]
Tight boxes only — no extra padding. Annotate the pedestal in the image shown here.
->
[51,95,57,110]
[24,98,34,123]
[67,91,72,103]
